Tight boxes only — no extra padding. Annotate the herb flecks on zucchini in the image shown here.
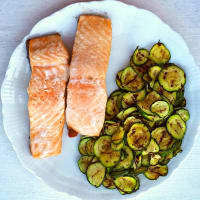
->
[77,41,189,195]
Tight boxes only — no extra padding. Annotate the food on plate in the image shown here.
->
[77,42,190,194]
[66,15,112,136]
[27,34,69,158]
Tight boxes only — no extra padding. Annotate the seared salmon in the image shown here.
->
[66,15,112,136]
[27,34,69,158]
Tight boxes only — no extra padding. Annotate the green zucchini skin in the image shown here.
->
[78,156,94,174]
[103,173,116,189]
[113,145,135,171]
[78,138,92,155]
[176,108,190,122]
[114,176,137,193]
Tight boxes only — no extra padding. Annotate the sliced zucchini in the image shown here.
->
[173,140,183,157]
[161,95,174,117]
[127,123,151,150]
[150,100,170,118]
[94,136,112,157]
[104,121,119,136]
[172,139,182,154]
[121,89,146,109]
[148,66,162,80]
[116,70,123,89]
[124,116,142,132]
[150,154,161,165]
[176,108,190,122]
[78,156,94,174]
[133,166,147,174]
[148,164,168,176]
[131,47,149,66]
[110,90,123,98]
[86,162,106,187]
[141,112,162,122]
[148,65,162,88]
[123,107,138,119]
[78,138,91,155]
[103,173,116,189]
[110,169,130,178]
[106,96,120,118]
[134,177,140,191]
[151,127,173,150]
[117,107,138,121]
[117,92,125,109]
[153,81,176,104]
[94,136,121,167]
[137,91,161,115]
[114,146,134,170]
[112,126,125,144]
[158,65,186,92]
[111,140,124,151]
[99,150,121,168]
[120,67,144,92]
[131,59,155,76]
[142,138,159,155]
[149,42,171,65]
[80,135,91,140]
[144,171,159,180]
[166,114,186,139]
[86,139,96,156]
[159,139,179,164]
[116,110,124,121]
[159,151,173,165]
[142,117,157,128]
[114,176,137,193]
[142,154,150,167]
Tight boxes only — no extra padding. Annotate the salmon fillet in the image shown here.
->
[66,15,112,136]
[27,34,69,158]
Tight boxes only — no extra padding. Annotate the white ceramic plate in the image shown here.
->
[2,1,200,199]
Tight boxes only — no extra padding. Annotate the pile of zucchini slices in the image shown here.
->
[77,42,190,195]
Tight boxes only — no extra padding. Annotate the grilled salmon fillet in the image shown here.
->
[27,34,69,158]
[66,15,112,136]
